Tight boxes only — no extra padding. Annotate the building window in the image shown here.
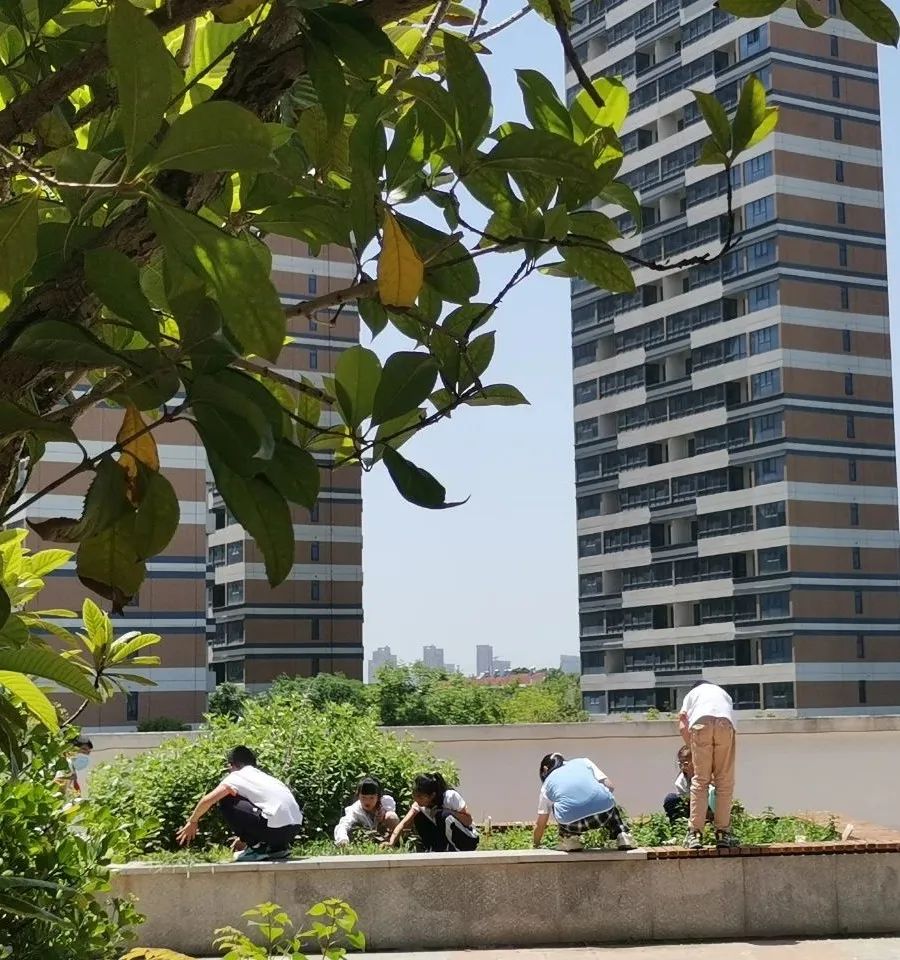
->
[756,501,785,529]
[226,581,243,605]
[209,544,226,567]
[226,620,244,644]
[309,349,318,370]
[837,202,846,225]
[311,542,320,562]
[310,502,320,523]
[749,325,779,355]
[754,456,784,486]
[126,692,139,723]
[858,679,867,704]
[844,373,854,396]
[226,540,244,564]
[838,242,848,267]
[751,369,781,400]
[830,33,839,55]
[835,160,844,182]
[763,682,795,709]
[760,591,790,619]
[311,618,320,641]
[758,546,788,575]
[308,275,318,294]
[852,547,861,570]
[850,502,860,526]
[840,285,850,309]
[744,154,772,184]
[739,25,767,59]
[834,116,843,141]
[857,634,865,658]
[854,591,863,614]
[311,580,321,601]
[849,459,857,481]
[225,659,244,683]
[846,415,855,438]
[574,342,598,367]
[745,196,774,229]
[842,328,852,351]
[753,412,782,442]
[761,636,792,664]
[832,74,840,98]
[749,282,776,311]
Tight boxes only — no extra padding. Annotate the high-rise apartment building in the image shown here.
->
[208,240,364,693]
[571,3,900,715]
[368,644,397,681]
[421,644,445,669]
[476,644,494,676]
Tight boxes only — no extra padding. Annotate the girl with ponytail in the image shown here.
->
[384,771,479,852]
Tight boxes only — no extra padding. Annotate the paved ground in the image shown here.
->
[353,942,900,960]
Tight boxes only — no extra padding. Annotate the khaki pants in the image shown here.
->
[689,716,735,832]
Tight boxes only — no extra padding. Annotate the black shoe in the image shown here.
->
[684,830,702,850]
[265,848,291,861]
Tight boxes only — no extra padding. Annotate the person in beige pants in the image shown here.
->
[678,681,737,850]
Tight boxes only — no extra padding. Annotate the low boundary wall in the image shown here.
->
[112,846,900,954]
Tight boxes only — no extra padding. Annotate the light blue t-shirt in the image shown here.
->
[539,758,615,825]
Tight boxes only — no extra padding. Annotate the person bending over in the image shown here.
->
[385,772,478,852]
[334,776,399,848]
[176,745,303,862]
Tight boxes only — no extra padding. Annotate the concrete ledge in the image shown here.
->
[112,848,900,953]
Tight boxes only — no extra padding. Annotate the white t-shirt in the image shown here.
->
[680,683,735,729]
[334,795,397,845]
[418,788,465,823]
[220,765,303,829]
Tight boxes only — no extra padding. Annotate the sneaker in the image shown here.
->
[616,831,636,851]
[265,848,291,861]
[557,835,585,852]
[715,830,739,849]
[234,846,269,862]
[684,830,702,850]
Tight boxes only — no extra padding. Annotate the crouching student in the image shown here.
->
[176,745,303,862]
[384,772,479,852]
[663,745,716,824]
[532,753,635,852]
[334,776,399,848]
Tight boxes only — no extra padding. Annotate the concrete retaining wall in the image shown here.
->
[112,848,900,954]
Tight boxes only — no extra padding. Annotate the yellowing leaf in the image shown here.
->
[120,950,197,960]
[214,0,266,23]
[377,211,424,309]
[116,405,159,502]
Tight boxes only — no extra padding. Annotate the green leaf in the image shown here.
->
[402,77,458,133]
[561,244,635,293]
[0,585,8,630]
[397,216,480,304]
[348,96,387,252]
[528,0,571,25]
[334,345,382,429]
[372,408,425,462]
[0,645,97,700]
[570,77,630,140]
[698,138,730,166]
[107,0,173,162]
[795,0,829,26]
[253,198,349,248]
[444,32,491,151]
[307,40,347,136]
[208,453,294,586]
[371,352,438,426]
[84,248,160,343]
[382,447,463,509]
[464,383,530,406]
[692,90,732,154]
[133,469,179,560]
[0,194,38,312]
[11,320,123,366]
[150,201,285,362]
[0,671,58,730]
[840,0,898,42]
[358,298,388,337]
[76,515,146,613]
[567,210,621,242]
[27,548,72,577]
[443,303,494,338]
[304,5,395,79]
[717,0,783,14]
[151,101,274,172]
[599,182,643,233]
[481,129,601,186]
[0,399,77,443]
[516,69,573,139]
[731,74,769,154]
[745,106,778,149]
[262,440,320,509]
[459,331,495,390]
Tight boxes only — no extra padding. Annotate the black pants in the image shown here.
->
[219,795,300,851]
[412,810,479,852]
[558,805,627,838]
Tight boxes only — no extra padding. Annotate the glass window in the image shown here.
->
[859,679,867,704]
[724,684,760,710]
[739,24,767,59]
[310,502,320,523]
[857,634,865,658]
[849,458,858,481]
[760,591,789,619]
[758,546,787,575]
[832,74,840,98]
[761,636,792,664]
[126,692,139,722]
[311,579,321,601]
[840,285,850,309]
[748,282,776,311]
[837,202,846,224]
[753,412,782,442]
[754,456,784,485]
[838,241,848,266]
[852,547,861,570]
[574,342,598,367]
[842,328,852,351]
[846,415,855,438]
[226,620,244,643]
[834,116,843,141]
[830,32,839,53]
[745,196,774,229]
[209,544,226,567]
[311,618,320,641]
[583,692,607,714]
[308,275,318,294]
[836,160,844,182]
[309,349,318,370]
[763,682,795,709]
[850,502,860,526]
[575,418,599,443]
[743,153,772,184]
[577,494,603,519]
[751,369,781,399]
[226,659,245,683]
[750,324,779,355]
[854,591,863,614]
[844,373,854,396]
[746,240,776,271]
[311,542,320,561]
[574,380,599,405]
[227,581,243,604]
[226,541,243,564]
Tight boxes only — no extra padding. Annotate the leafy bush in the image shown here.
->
[136,717,189,732]
[0,727,144,960]
[208,682,252,720]
[90,696,456,853]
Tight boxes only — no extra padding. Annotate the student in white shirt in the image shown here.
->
[663,744,716,824]
[384,772,478,852]
[678,681,737,850]
[334,776,399,847]
[176,745,303,862]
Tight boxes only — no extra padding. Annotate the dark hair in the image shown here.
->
[357,776,382,798]
[539,752,565,782]
[413,771,449,806]
[677,745,692,762]
[227,745,256,769]
[73,735,93,750]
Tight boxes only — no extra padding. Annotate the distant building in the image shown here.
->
[559,655,581,675]
[476,644,494,676]
[422,645,445,669]
[367,645,396,682]
[492,658,511,676]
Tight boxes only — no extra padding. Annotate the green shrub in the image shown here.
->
[90,696,456,853]
[0,727,144,960]
[136,716,189,732]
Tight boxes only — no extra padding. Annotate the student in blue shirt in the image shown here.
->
[531,752,635,852]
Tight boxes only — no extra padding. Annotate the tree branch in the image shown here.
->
[471,4,530,43]
[232,357,335,403]
[547,0,603,109]
[286,280,379,319]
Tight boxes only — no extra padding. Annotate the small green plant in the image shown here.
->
[214,900,364,960]
[136,717,189,732]
[646,708,660,720]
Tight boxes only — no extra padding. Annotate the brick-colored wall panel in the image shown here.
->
[779,278,888,315]
[786,453,896,485]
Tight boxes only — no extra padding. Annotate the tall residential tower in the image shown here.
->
[571,1,900,715]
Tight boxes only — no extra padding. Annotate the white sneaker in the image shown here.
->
[557,835,584,852]
[616,831,636,851]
